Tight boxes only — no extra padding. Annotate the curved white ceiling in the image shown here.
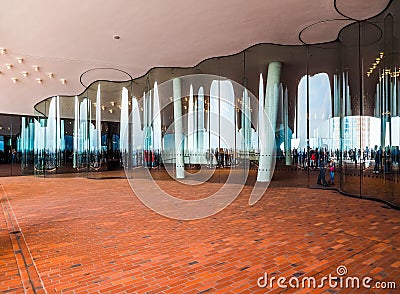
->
[0,0,391,115]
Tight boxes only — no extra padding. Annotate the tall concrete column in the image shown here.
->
[242,88,251,151]
[343,71,352,116]
[392,79,397,117]
[375,84,380,118]
[173,78,185,179]
[333,74,340,117]
[257,62,282,182]
[284,86,291,166]
[143,92,148,151]
[197,87,205,152]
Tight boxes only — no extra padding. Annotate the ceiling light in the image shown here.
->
[36,78,42,84]
[380,52,384,58]
[22,71,28,77]
[0,48,6,54]
[33,65,39,71]
[17,57,23,63]
[110,101,115,106]
[0,126,2,130]
[60,79,67,84]
[109,109,113,113]
[101,105,106,111]
[113,35,120,40]
[48,73,54,78]
[6,64,12,69]
[11,77,18,83]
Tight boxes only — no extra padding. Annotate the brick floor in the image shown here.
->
[0,174,399,293]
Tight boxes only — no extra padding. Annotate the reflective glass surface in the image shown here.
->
[0,0,397,208]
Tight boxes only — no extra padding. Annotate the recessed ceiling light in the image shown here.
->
[109,109,113,114]
[6,64,13,69]
[60,79,67,84]
[33,65,40,71]
[17,57,23,63]
[48,73,54,78]
[36,78,42,84]
[0,48,6,54]
[11,77,18,83]
[113,35,120,40]
[101,105,106,111]
[110,101,115,106]
[22,71,28,77]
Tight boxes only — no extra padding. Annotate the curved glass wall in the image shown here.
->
[5,0,392,207]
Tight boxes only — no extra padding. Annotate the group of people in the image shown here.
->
[316,157,336,186]
[342,146,399,174]
[291,147,337,170]
[212,148,235,168]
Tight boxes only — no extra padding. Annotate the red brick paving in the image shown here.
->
[0,174,399,293]
[0,186,24,293]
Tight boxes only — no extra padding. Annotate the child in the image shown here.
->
[329,158,335,185]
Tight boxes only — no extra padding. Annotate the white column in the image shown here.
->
[194,99,198,156]
[73,96,79,168]
[257,74,266,181]
[188,84,194,153]
[392,79,397,117]
[345,71,352,116]
[242,88,251,151]
[143,92,147,150]
[131,95,143,167]
[56,96,61,166]
[153,82,162,151]
[173,78,185,179]
[333,74,340,117]
[96,84,101,153]
[197,87,205,153]
[284,86,291,165]
[257,62,282,182]
[120,87,129,154]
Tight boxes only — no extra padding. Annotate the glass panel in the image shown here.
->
[23,0,398,208]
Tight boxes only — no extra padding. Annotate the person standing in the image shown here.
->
[317,160,328,186]
[329,158,335,185]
